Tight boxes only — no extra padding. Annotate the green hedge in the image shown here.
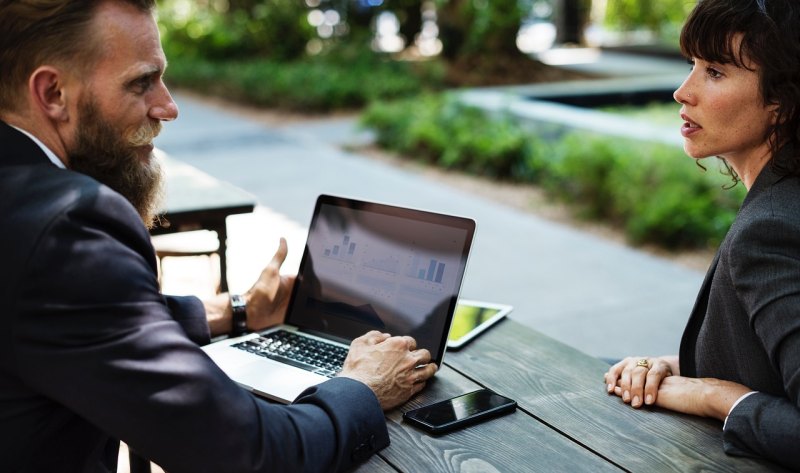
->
[163,44,445,112]
[360,94,746,249]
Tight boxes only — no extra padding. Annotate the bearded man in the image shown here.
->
[0,1,437,472]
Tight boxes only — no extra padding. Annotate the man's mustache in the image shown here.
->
[128,120,161,147]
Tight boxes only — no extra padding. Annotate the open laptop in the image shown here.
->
[203,194,476,403]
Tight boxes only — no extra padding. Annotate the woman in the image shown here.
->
[604,0,800,469]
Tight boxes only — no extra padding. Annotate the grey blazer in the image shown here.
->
[679,163,800,470]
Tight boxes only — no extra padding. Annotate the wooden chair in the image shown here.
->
[151,230,222,294]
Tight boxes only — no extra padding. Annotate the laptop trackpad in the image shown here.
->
[214,349,327,404]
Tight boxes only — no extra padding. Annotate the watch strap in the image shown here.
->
[230,294,247,337]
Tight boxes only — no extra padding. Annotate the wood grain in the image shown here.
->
[374,366,621,473]
[444,319,789,472]
[354,454,399,473]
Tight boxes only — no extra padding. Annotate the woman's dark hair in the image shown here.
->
[681,0,800,177]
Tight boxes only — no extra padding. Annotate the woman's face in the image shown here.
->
[673,36,776,176]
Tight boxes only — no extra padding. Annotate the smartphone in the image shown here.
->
[447,300,513,350]
[402,389,517,434]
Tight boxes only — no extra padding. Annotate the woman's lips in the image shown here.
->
[680,113,701,138]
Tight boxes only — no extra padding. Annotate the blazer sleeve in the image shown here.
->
[723,208,800,469]
[723,393,800,470]
[164,294,211,346]
[12,185,388,472]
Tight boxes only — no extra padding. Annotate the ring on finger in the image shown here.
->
[636,358,649,369]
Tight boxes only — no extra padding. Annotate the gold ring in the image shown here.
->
[636,358,649,368]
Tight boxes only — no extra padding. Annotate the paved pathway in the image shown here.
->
[154,85,706,361]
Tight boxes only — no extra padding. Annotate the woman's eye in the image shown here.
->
[706,67,722,79]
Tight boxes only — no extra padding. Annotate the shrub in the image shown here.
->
[602,141,743,247]
[546,133,628,219]
[362,95,545,178]
[360,96,746,249]
[164,49,444,112]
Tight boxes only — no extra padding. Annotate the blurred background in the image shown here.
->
[157,0,692,107]
[153,0,737,362]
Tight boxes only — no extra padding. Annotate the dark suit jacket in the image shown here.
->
[0,121,389,473]
[680,162,800,470]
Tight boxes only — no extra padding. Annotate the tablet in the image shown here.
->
[446,299,513,350]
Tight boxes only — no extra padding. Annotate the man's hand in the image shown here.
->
[339,331,438,410]
[244,238,295,331]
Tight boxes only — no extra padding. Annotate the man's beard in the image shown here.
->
[68,99,165,229]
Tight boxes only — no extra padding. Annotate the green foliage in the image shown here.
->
[436,0,527,59]
[546,133,627,216]
[462,0,527,56]
[163,46,445,112]
[600,102,682,127]
[549,134,743,247]
[604,0,694,44]
[361,95,746,249]
[158,0,313,61]
[361,94,547,180]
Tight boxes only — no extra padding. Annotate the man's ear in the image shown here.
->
[28,66,71,121]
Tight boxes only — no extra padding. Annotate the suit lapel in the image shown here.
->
[678,251,720,377]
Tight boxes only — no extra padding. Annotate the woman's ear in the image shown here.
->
[29,66,71,122]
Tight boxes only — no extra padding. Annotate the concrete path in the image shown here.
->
[154,87,707,361]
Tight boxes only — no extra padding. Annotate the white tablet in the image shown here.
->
[446,299,513,350]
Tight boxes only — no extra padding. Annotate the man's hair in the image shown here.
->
[0,0,156,113]
[681,0,800,176]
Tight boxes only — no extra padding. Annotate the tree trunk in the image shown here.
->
[554,0,589,45]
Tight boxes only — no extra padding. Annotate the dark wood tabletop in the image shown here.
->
[358,318,788,473]
[150,152,256,292]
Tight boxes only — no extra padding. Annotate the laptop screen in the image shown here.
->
[285,195,475,364]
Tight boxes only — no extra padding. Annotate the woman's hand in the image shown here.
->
[244,238,296,331]
[654,376,752,420]
[604,355,679,408]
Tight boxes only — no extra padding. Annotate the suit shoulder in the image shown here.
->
[734,173,800,232]
[0,166,149,262]
[768,173,800,219]
[2,165,142,227]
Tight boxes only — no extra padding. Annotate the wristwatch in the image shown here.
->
[230,294,248,337]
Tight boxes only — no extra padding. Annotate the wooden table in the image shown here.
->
[150,152,256,293]
[358,319,788,472]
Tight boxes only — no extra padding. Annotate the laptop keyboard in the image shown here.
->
[232,330,349,378]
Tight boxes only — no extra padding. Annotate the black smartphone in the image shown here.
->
[402,389,517,434]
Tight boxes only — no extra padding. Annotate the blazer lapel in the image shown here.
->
[679,251,720,378]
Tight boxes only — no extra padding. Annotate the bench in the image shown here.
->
[150,150,256,293]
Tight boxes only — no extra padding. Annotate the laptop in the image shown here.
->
[203,194,476,403]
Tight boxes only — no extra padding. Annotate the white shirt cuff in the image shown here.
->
[722,391,758,430]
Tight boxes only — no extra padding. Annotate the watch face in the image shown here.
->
[231,294,246,309]
[231,295,247,335]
